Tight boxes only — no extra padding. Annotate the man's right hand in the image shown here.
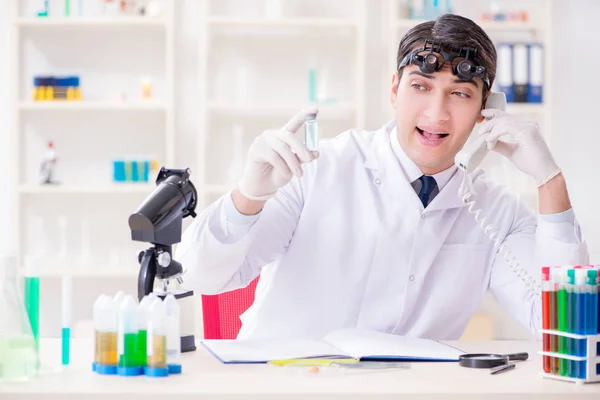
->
[236,107,319,203]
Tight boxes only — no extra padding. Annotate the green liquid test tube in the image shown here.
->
[24,256,40,349]
[557,269,568,377]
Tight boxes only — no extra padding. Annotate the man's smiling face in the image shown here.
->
[390,62,486,175]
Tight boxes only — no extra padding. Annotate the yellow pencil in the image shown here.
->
[268,358,359,367]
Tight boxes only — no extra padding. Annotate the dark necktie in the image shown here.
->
[418,175,437,208]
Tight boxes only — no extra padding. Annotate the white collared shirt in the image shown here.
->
[389,126,457,205]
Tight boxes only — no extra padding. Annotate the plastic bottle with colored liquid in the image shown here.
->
[96,298,118,375]
[137,293,158,368]
[117,295,142,376]
[145,299,168,377]
[92,294,109,371]
[164,294,182,374]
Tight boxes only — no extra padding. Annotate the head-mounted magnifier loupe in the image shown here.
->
[399,39,490,89]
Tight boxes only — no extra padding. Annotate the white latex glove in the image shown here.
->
[478,109,562,187]
[237,107,319,201]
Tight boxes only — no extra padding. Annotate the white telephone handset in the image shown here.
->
[455,91,507,173]
[455,92,541,297]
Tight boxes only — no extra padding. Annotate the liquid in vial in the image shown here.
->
[305,113,319,151]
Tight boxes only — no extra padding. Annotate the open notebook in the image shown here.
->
[200,328,465,364]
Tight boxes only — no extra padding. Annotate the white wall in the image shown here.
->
[551,0,600,260]
[0,0,13,254]
[1,0,597,340]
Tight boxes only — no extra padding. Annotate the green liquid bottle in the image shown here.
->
[117,295,142,376]
[137,293,158,367]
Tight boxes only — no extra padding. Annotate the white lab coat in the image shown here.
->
[176,120,589,341]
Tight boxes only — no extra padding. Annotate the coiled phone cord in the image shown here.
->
[459,172,541,297]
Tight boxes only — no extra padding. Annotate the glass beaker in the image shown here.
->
[0,254,39,381]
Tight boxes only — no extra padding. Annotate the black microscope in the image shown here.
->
[128,167,198,352]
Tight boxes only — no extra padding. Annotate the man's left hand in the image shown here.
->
[478,109,561,186]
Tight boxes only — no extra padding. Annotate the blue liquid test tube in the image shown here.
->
[575,269,586,379]
[567,269,575,378]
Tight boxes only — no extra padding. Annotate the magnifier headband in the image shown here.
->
[399,39,490,89]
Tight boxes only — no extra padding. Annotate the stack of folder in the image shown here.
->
[495,43,544,103]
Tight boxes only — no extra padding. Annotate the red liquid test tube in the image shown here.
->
[542,267,551,373]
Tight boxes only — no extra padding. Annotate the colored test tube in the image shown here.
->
[62,275,72,366]
[596,266,600,334]
[550,267,561,374]
[557,268,568,376]
[575,269,587,379]
[541,267,551,373]
[589,269,599,335]
[117,295,142,376]
[567,269,576,378]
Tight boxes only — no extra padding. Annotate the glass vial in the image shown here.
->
[305,113,319,151]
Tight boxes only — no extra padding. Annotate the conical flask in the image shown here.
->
[0,254,39,381]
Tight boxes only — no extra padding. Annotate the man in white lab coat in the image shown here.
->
[176,14,588,340]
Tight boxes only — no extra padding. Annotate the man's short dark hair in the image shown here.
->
[396,14,497,100]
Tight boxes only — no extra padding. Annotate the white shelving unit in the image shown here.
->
[206,16,360,29]
[10,0,176,278]
[18,101,168,111]
[197,0,368,206]
[17,184,155,195]
[15,16,167,28]
[384,0,554,209]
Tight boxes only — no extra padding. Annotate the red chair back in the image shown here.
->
[201,278,259,339]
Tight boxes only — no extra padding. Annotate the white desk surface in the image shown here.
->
[1,338,599,399]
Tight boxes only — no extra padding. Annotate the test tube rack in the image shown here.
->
[538,329,600,384]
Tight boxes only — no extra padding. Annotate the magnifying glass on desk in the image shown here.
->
[458,353,529,374]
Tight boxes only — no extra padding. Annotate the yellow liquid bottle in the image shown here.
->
[145,299,169,377]
[95,297,119,375]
